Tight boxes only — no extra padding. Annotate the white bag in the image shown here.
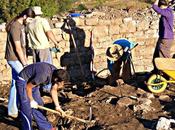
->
[156,117,175,130]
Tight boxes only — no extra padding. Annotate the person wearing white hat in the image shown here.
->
[106,44,124,85]
[106,41,133,85]
[32,6,43,15]
[26,6,59,64]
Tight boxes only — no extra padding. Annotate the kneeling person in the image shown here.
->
[16,62,69,130]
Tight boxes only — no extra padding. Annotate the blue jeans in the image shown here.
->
[16,77,52,130]
[7,60,23,117]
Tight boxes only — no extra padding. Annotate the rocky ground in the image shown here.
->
[1,73,175,130]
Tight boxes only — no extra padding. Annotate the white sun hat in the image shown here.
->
[106,44,123,62]
[32,6,43,15]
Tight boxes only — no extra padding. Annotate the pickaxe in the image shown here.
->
[38,105,95,125]
[0,97,95,125]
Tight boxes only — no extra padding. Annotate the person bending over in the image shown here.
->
[16,62,69,130]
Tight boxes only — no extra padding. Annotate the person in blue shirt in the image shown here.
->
[16,62,69,130]
[152,0,174,73]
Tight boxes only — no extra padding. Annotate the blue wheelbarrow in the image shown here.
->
[107,38,138,77]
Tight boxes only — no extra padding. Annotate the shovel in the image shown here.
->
[38,105,95,125]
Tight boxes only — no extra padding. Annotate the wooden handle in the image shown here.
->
[38,105,90,124]
[38,105,61,114]
[0,98,93,124]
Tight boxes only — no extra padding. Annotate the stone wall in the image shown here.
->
[0,9,174,82]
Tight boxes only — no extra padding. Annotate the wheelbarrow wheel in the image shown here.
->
[147,74,167,93]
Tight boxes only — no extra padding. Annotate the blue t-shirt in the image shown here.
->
[19,62,57,86]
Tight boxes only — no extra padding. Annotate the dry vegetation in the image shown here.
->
[74,0,154,10]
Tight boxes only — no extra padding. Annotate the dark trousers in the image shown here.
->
[16,77,52,130]
[152,38,173,73]
[108,57,132,85]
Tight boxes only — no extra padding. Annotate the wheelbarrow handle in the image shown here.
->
[129,43,138,51]
[38,105,91,124]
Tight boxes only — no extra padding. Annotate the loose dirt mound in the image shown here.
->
[1,75,175,130]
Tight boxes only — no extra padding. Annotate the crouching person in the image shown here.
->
[16,62,69,130]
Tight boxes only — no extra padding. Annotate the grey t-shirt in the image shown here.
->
[5,21,26,61]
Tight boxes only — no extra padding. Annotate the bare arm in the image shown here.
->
[26,82,36,101]
[46,31,58,45]
[50,84,65,114]
[15,41,28,66]
[50,84,60,107]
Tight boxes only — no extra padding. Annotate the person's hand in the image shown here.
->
[23,64,28,67]
[30,100,38,109]
[55,106,66,117]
